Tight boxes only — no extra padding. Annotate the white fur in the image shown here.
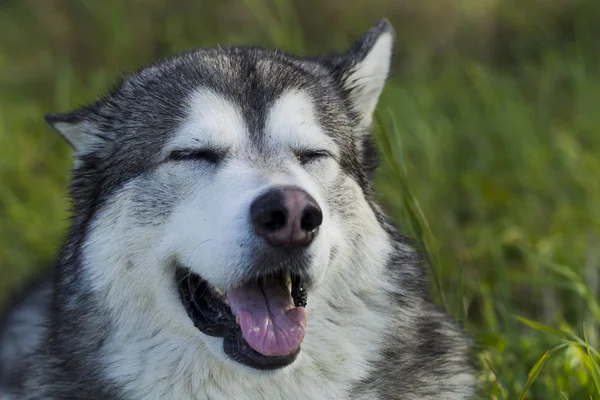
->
[80,88,399,399]
[84,187,394,399]
[163,89,249,157]
[343,32,394,127]
[264,90,339,159]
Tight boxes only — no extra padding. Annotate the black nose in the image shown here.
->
[250,186,323,249]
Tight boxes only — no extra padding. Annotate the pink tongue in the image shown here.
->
[226,277,306,357]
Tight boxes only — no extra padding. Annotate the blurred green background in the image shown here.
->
[1,0,600,398]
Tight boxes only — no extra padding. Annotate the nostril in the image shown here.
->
[251,189,289,235]
[263,210,287,231]
[300,206,323,232]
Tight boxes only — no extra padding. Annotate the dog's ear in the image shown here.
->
[45,110,111,157]
[328,19,395,128]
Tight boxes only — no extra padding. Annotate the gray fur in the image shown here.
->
[0,20,477,399]
[0,271,53,388]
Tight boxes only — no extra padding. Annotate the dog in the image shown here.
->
[0,20,477,399]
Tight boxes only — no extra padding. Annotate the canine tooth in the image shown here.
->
[285,271,292,293]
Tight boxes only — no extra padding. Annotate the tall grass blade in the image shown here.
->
[516,316,574,341]
[517,343,569,400]
[583,323,600,396]
[382,107,447,309]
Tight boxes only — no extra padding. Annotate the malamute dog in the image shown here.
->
[0,20,477,399]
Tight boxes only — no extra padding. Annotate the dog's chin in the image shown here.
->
[175,266,309,371]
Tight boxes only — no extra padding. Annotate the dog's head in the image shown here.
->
[47,20,395,371]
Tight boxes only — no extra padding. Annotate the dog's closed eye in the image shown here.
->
[295,150,332,165]
[169,149,224,164]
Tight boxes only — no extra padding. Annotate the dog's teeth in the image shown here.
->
[285,272,292,293]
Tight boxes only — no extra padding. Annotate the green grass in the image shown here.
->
[1,0,600,398]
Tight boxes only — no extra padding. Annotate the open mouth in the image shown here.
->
[176,267,308,370]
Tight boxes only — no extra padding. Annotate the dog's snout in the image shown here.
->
[251,186,322,248]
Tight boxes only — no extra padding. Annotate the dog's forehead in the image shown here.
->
[167,86,336,153]
[108,48,350,171]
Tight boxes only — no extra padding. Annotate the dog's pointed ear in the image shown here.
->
[45,110,110,157]
[329,19,395,128]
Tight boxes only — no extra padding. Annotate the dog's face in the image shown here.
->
[48,21,394,371]
[162,87,340,291]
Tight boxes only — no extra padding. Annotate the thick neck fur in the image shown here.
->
[45,187,407,400]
